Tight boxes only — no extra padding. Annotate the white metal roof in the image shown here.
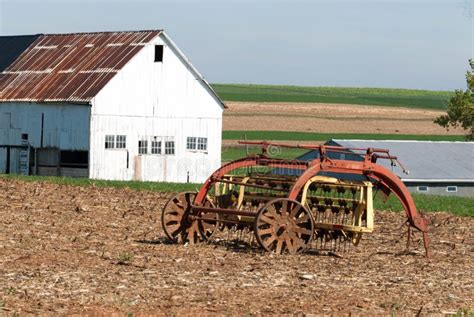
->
[330,140,474,183]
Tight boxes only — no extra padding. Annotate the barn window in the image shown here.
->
[116,135,127,149]
[186,137,197,150]
[446,186,457,193]
[154,45,163,62]
[105,135,115,149]
[165,141,175,155]
[417,186,429,193]
[197,138,208,151]
[152,139,162,154]
[138,139,148,154]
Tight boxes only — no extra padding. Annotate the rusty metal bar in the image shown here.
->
[211,177,290,191]
[192,205,257,218]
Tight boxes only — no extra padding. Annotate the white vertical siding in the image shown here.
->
[90,33,223,183]
[89,116,221,183]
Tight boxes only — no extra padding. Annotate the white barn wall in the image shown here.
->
[89,116,221,182]
[90,33,223,183]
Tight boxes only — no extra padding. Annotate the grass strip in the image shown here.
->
[223,131,466,142]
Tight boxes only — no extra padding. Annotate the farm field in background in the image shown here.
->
[0,177,472,315]
[212,84,453,109]
[222,101,466,135]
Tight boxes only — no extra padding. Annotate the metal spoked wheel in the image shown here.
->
[197,200,220,241]
[254,198,314,254]
[161,191,219,244]
[161,191,196,243]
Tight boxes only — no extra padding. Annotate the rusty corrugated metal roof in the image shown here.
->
[0,30,161,104]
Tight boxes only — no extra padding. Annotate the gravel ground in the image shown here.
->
[0,178,472,315]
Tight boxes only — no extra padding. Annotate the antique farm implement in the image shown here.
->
[161,141,431,256]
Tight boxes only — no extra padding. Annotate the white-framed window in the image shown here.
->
[187,136,207,152]
[165,141,175,155]
[446,186,457,193]
[186,137,197,150]
[116,135,127,149]
[138,139,148,155]
[151,139,161,154]
[105,135,115,149]
[197,137,208,151]
[417,186,429,193]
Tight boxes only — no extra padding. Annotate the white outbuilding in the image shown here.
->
[0,30,225,183]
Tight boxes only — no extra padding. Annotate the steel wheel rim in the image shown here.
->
[254,198,314,254]
[161,191,196,243]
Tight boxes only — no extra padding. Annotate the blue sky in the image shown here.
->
[0,0,472,90]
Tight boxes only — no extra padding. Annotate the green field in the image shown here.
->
[212,84,453,110]
[223,131,466,142]
[373,193,473,217]
[2,175,472,216]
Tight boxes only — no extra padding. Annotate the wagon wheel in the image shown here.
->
[254,198,314,254]
[161,191,197,244]
[161,192,219,244]
[197,199,220,241]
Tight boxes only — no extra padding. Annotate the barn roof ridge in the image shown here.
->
[0,30,163,37]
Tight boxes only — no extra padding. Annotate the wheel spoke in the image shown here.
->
[290,204,301,218]
[258,227,274,236]
[259,214,276,225]
[276,239,284,254]
[294,226,313,236]
[170,200,184,212]
[267,205,278,218]
[263,235,277,247]
[285,236,293,253]
[164,214,181,222]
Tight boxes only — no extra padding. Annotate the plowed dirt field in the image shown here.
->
[223,102,465,135]
[1,178,472,315]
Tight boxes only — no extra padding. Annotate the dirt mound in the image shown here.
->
[0,178,472,315]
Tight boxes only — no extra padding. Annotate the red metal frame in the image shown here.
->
[193,141,431,256]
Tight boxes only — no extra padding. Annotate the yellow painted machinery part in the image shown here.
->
[300,175,341,208]
[237,177,250,210]
[236,177,252,222]
[215,175,234,197]
[364,181,374,231]
[301,176,375,245]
